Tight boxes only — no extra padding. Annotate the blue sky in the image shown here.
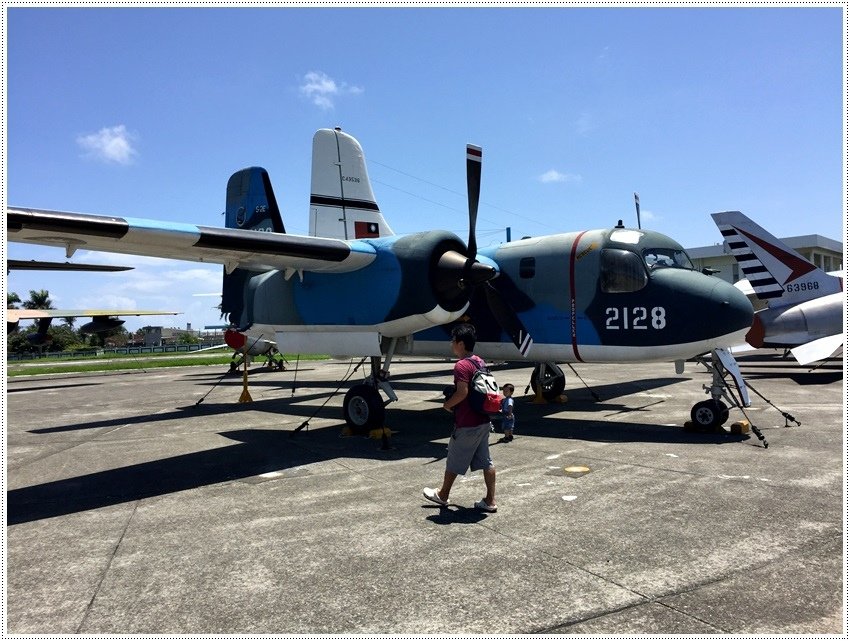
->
[5,6,844,332]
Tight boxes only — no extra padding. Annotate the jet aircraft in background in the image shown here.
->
[6,308,179,346]
[711,211,843,366]
[8,128,753,430]
[7,261,177,345]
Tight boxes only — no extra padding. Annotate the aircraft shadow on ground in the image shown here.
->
[742,370,843,385]
[26,373,689,436]
[734,354,843,386]
[7,426,448,525]
[7,381,102,394]
[10,390,748,526]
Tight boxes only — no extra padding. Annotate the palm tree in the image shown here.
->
[7,292,21,309]
[63,316,76,329]
[23,289,53,310]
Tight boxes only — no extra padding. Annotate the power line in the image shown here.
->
[369,158,558,232]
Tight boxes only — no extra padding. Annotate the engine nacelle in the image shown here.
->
[79,317,126,335]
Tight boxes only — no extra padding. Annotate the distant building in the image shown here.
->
[687,233,843,285]
[142,326,163,347]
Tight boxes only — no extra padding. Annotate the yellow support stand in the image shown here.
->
[238,351,253,403]
[532,384,547,404]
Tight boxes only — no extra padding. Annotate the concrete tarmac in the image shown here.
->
[5,353,845,634]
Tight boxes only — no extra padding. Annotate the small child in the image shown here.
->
[500,383,515,442]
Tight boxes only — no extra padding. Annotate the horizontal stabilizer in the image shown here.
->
[790,334,843,365]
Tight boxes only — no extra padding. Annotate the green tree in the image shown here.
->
[175,332,200,345]
[7,292,21,309]
[23,289,53,310]
[6,325,85,354]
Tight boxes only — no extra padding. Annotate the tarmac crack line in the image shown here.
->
[7,438,93,472]
[531,598,727,634]
[75,500,139,634]
[534,530,844,634]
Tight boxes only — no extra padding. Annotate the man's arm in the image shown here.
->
[444,381,469,412]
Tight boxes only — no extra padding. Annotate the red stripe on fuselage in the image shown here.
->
[569,231,587,362]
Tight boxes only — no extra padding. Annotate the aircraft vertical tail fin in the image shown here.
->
[221,167,285,327]
[309,127,394,240]
[225,167,286,233]
[711,211,842,307]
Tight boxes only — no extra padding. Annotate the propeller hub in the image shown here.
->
[431,248,497,311]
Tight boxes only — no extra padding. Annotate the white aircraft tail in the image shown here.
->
[711,211,842,307]
[309,128,394,240]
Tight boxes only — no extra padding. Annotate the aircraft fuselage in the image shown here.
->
[231,225,753,364]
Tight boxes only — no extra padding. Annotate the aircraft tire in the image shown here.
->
[690,399,729,429]
[343,384,385,431]
[530,364,566,401]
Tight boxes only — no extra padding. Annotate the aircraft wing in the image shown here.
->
[7,309,179,323]
[7,208,376,274]
[7,259,133,272]
[790,334,844,365]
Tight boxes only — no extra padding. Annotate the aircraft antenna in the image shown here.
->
[634,192,641,230]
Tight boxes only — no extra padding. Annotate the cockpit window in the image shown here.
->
[643,247,694,270]
[600,248,648,293]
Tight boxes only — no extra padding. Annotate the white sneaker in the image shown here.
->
[474,499,497,513]
[423,487,448,506]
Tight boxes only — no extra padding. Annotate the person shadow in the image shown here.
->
[423,503,490,525]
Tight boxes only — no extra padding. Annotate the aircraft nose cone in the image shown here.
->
[712,279,754,334]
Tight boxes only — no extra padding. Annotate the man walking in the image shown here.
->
[423,323,497,512]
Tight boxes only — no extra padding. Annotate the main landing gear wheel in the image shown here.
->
[690,399,729,430]
[343,384,385,431]
[530,363,566,401]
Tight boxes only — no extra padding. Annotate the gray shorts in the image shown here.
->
[446,422,494,475]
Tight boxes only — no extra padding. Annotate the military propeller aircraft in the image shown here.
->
[711,211,843,365]
[8,128,753,430]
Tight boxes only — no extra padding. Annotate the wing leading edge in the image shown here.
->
[7,208,377,275]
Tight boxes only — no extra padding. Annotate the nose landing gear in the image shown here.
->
[690,398,730,429]
[692,348,749,430]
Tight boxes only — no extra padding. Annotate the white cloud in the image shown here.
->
[65,255,223,328]
[299,71,363,110]
[639,209,660,223]
[575,112,594,136]
[75,293,142,310]
[538,169,582,184]
[77,125,138,164]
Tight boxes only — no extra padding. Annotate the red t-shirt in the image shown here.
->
[453,355,490,428]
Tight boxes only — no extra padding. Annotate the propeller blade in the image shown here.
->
[466,144,482,258]
[483,282,533,357]
[634,192,641,230]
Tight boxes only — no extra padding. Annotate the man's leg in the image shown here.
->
[438,470,458,502]
[483,466,496,506]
